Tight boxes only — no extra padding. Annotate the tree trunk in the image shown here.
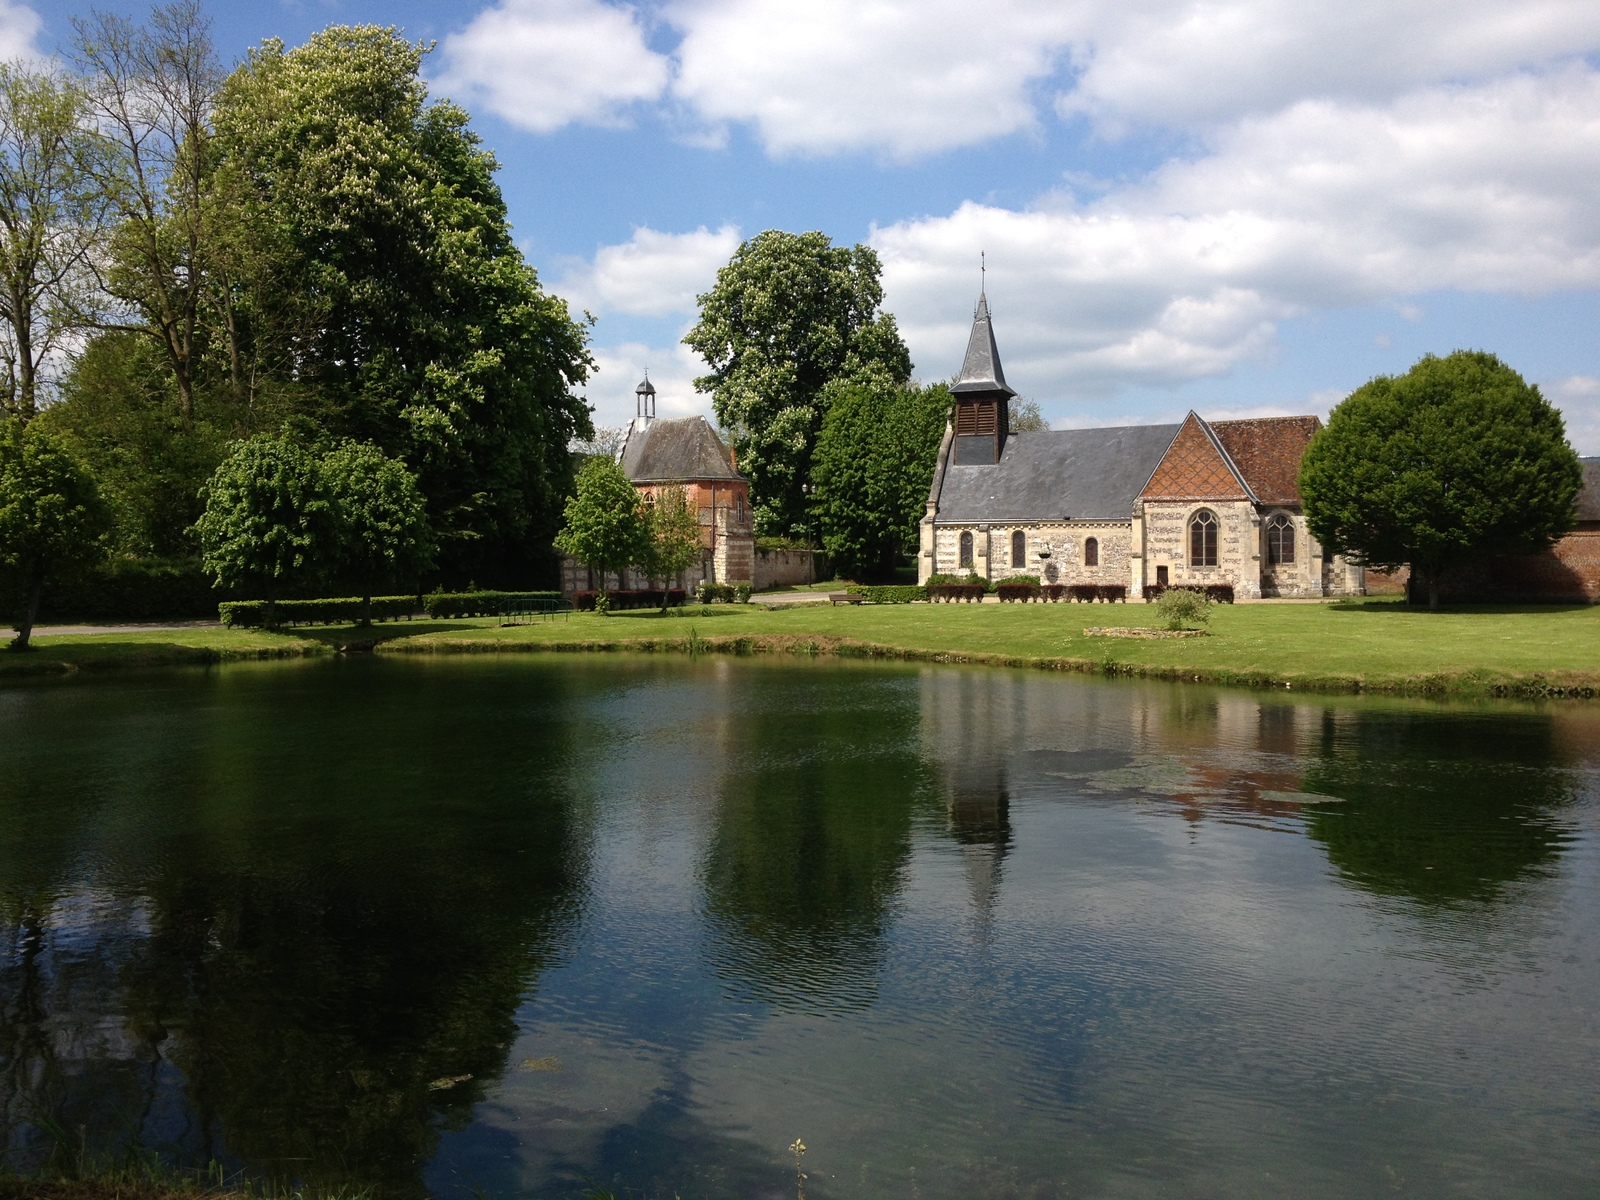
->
[9,573,42,651]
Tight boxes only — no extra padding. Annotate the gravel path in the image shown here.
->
[30,620,223,637]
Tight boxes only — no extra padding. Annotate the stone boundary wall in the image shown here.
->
[753,548,815,590]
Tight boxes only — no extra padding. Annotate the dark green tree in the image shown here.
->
[209,25,593,581]
[812,379,950,578]
[1301,351,1583,609]
[552,456,648,613]
[320,440,434,624]
[0,420,109,649]
[193,434,330,623]
[684,230,911,539]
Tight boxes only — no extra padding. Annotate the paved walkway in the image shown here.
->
[30,620,222,637]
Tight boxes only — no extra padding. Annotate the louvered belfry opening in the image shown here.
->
[951,291,1016,466]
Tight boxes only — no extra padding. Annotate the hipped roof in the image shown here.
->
[619,416,742,483]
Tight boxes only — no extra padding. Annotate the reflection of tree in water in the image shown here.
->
[1302,709,1580,905]
[0,665,590,1197]
[701,678,929,1011]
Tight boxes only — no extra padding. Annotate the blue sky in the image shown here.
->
[14,0,1600,449]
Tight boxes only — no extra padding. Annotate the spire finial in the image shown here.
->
[980,251,986,296]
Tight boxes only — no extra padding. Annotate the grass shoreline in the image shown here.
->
[6,599,1598,700]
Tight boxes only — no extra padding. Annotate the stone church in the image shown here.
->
[917,295,1365,598]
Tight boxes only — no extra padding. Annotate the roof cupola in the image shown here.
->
[951,287,1016,466]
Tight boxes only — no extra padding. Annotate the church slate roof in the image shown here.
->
[1212,416,1322,505]
[951,294,1017,397]
[618,416,741,483]
[1577,457,1600,523]
[934,424,1181,523]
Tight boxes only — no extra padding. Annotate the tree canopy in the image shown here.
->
[0,419,108,648]
[811,379,950,579]
[684,230,911,539]
[640,485,702,603]
[1301,351,1583,608]
[553,457,648,610]
[321,440,434,623]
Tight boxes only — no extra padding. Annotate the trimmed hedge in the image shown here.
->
[220,597,419,628]
[695,582,752,604]
[995,583,1040,602]
[845,584,926,603]
[37,559,224,622]
[423,590,563,618]
[927,584,987,602]
[574,589,688,611]
[1143,584,1234,604]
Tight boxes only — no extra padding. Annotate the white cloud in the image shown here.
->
[874,67,1600,398]
[1549,375,1600,455]
[435,0,669,133]
[555,224,739,316]
[669,0,1077,158]
[0,2,39,62]
[584,340,712,429]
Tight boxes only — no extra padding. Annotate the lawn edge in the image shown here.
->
[0,640,330,677]
[377,631,1600,700]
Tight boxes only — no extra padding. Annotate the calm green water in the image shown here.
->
[1,657,1597,1199]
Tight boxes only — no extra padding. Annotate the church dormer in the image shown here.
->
[951,292,1016,465]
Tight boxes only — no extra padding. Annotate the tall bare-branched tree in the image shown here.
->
[73,1,221,423]
[0,63,105,422]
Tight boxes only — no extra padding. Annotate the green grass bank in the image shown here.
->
[9,597,1599,698]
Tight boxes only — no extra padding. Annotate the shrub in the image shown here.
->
[573,589,686,611]
[220,596,419,627]
[40,558,223,622]
[926,583,986,602]
[926,572,985,587]
[1155,587,1211,630]
[734,582,753,604]
[1098,585,1128,603]
[845,584,926,603]
[423,590,562,618]
[995,582,1040,603]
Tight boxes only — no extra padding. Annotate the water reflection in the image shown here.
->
[0,665,590,1196]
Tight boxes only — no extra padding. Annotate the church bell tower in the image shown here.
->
[951,290,1015,465]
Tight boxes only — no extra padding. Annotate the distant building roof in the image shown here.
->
[1211,416,1322,505]
[619,416,741,483]
[935,423,1181,523]
[951,293,1016,397]
[1578,457,1600,523]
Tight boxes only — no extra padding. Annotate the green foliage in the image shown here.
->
[38,556,220,622]
[0,419,110,647]
[812,378,950,578]
[1008,398,1049,432]
[552,457,648,607]
[695,582,751,604]
[209,25,594,578]
[844,584,926,603]
[193,434,331,609]
[1156,587,1211,630]
[925,572,985,587]
[1301,351,1583,609]
[685,229,911,538]
[639,485,702,604]
[423,589,561,618]
[220,595,417,627]
[320,440,434,621]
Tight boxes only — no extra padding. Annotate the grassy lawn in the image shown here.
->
[8,599,1598,697]
[375,596,1600,697]
[1,626,328,676]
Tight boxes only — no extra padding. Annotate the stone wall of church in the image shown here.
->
[928,522,1134,585]
[1140,500,1263,598]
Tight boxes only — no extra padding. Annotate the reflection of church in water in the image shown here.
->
[919,673,1015,917]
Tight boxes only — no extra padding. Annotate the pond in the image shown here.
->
[1,656,1597,1199]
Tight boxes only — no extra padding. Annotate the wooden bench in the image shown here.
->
[829,592,864,605]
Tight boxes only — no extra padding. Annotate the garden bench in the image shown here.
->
[829,592,865,605]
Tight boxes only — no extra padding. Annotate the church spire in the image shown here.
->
[952,290,1016,397]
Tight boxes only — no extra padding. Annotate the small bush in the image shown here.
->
[733,581,753,604]
[1155,587,1212,630]
[573,589,686,611]
[845,584,926,603]
[995,582,1040,603]
[926,583,986,602]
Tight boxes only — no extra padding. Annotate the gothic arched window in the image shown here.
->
[1266,513,1295,564]
[1011,530,1026,567]
[1189,510,1218,567]
[1084,537,1099,567]
[959,531,974,569]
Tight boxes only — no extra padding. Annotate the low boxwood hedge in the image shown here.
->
[423,590,563,618]
[844,584,926,603]
[573,589,688,611]
[695,582,752,604]
[220,596,419,627]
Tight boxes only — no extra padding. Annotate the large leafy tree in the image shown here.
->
[812,379,950,579]
[684,230,911,539]
[1301,351,1583,609]
[0,420,109,649]
[320,440,434,624]
[209,25,593,581]
[194,434,331,623]
[553,457,648,613]
[0,62,105,421]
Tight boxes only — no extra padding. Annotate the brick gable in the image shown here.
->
[1139,413,1249,501]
